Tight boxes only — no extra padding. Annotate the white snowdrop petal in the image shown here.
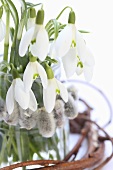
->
[30,43,38,56]
[85,47,95,66]
[27,18,35,30]
[15,78,30,109]
[43,79,56,113]
[84,66,93,82]
[36,62,47,89]
[0,19,6,42]
[23,61,37,92]
[49,41,57,59]
[56,79,68,103]
[36,26,49,61]
[29,90,37,111]
[19,26,34,56]
[76,28,86,62]
[55,24,73,57]
[6,83,14,115]
[76,66,83,75]
[23,62,37,92]
[62,48,77,78]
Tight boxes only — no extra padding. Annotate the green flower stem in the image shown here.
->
[29,142,44,160]
[15,128,22,162]
[17,0,27,40]
[1,0,10,62]
[3,44,9,62]
[63,128,66,157]
[27,3,42,9]
[56,6,73,20]
[49,137,61,160]
[0,6,3,18]
[6,0,19,65]
[45,63,54,79]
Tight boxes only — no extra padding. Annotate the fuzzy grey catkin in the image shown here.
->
[19,107,37,130]
[4,101,20,125]
[64,93,78,119]
[36,107,56,138]
[53,99,65,128]
[67,85,79,100]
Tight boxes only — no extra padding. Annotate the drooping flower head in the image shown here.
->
[54,10,95,81]
[6,67,37,115]
[23,55,48,93]
[43,64,68,113]
[19,8,49,61]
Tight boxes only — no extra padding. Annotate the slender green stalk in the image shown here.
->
[6,0,19,64]
[56,6,72,20]
[17,0,27,40]
[3,5,10,62]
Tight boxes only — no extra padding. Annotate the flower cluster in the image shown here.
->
[0,0,94,137]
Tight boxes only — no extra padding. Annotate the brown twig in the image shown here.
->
[63,122,90,161]
[0,160,64,170]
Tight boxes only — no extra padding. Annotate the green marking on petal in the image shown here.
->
[56,89,60,94]
[33,73,39,79]
[71,40,76,47]
[31,39,36,44]
[77,61,83,68]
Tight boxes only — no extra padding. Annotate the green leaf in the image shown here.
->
[78,30,90,33]
[0,75,11,100]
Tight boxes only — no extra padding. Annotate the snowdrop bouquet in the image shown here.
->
[0,0,95,137]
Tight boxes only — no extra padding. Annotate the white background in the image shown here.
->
[1,0,113,169]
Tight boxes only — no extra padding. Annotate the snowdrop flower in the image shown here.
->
[43,64,68,113]
[19,9,49,61]
[36,107,56,138]
[23,56,47,92]
[0,7,6,42]
[54,10,94,80]
[6,68,37,115]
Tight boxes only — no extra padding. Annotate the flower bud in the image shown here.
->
[64,93,78,119]
[35,9,44,25]
[36,108,56,138]
[28,8,36,18]
[5,101,19,126]
[68,10,76,24]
